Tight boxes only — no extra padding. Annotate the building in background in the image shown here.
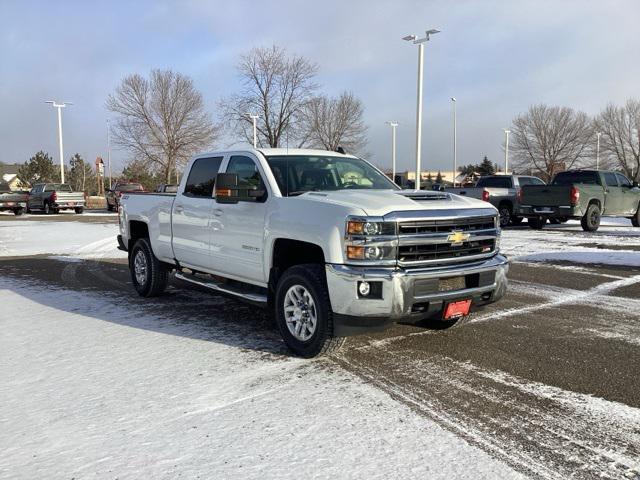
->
[0,163,29,190]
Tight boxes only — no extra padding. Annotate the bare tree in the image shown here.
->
[107,69,218,182]
[510,104,593,182]
[220,45,318,148]
[300,92,368,154]
[594,100,640,181]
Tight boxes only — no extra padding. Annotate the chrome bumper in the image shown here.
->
[326,254,509,326]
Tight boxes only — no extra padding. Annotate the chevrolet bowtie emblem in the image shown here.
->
[447,230,470,246]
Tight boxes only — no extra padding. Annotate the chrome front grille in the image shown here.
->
[395,214,499,267]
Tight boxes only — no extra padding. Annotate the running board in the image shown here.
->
[174,272,268,304]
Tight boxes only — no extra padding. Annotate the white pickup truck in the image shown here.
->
[118,148,509,357]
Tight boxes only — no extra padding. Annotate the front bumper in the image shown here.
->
[326,254,509,336]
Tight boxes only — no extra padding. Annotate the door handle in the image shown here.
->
[213,208,223,217]
[174,205,184,213]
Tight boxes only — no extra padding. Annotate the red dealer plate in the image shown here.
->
[444,299,472,320]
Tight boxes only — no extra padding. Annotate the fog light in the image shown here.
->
[358,281,371,297]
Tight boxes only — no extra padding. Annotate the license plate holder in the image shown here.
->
[444,299,472,320]
[439,276,465,292]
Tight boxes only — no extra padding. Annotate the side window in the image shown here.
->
[616,173,631,187]
[603,172,619,187]
[183,156,223,198]
[477,177,511,188]
[520,176,545,186]
[226,155,267,202]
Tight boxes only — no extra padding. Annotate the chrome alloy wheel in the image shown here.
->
[133,250,148,285]
[283,284,318,341]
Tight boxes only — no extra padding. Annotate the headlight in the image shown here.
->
[345,217,397,263]
[346,220,396,236]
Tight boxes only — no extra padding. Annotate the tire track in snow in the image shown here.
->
[336,350,640,479]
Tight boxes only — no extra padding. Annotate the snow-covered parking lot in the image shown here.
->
[1,214,640,479]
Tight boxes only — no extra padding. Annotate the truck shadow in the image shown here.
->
[1,257,291,358]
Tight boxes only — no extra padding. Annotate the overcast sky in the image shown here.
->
[1,0,639,174]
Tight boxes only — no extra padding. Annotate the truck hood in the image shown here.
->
[295,189,494,216]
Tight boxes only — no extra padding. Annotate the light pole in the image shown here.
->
[503,129,511,174]
[403,29,440,190]
[106,119,113,189]
[451,97,457,186]
[386,121,398,183]
[246,113,259,148]
[596,132,601,170]
[45,100,72,183]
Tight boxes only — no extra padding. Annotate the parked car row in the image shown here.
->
[0,182,85,215]
[444,170,640,232]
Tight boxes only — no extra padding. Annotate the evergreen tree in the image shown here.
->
[120,159,164,191]
[67,154,95,193]
[435,170,443,183]
[478,156,496,175]
[17,151,58,186]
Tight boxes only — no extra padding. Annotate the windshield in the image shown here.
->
[552,171,601,186]
[265,155,398,196]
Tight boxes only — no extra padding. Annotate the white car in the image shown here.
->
[118,148,508,357]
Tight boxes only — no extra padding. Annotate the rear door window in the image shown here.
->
[518,176,545,186]
[603,172,619,187]
[183,157,223,198]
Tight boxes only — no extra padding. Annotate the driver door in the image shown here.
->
[616,173,639,215]
[209,154,269,284]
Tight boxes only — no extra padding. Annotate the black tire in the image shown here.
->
[510,216,524,226]
[581,203,601,232]
[13,208,24,216]
[528,216,547,230]
[498,204,511,228]
[107,202,114,212]
[43,202,51,215]
[129,238,170,297]
[631,204,640,227]
[274,264,346,358]
[75,207,84,214]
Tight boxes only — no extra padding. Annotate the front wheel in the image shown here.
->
[75,207,84,214]
[13,208,25,216]
[129,238,170,297]
[581,204,601,232]
[275,264,346,358]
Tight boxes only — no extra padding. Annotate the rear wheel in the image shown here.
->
[43,202,51,215]
[529,216,547,230]
[275,264,345,358]
[631,204,640,227]
[581,203,601,232]
[498,204,511,228]
[74,207,84,214]
[13,208,24,216]
[107,202,114,212]
[130,238,170,297]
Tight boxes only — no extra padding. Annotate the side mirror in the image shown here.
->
[215,173,266,203]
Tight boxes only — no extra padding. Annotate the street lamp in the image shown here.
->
[386,121,398,183]
[596,132,601,170]
[403,28,441,190]
[106,119,113,189]
[451,97,457,186]
[45,100,73,183]
[246,113,259,148]
[503,129,511,174]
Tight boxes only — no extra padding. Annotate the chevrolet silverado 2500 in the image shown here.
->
[118,149,509,357]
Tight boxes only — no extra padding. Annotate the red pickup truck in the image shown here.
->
[106,182,144,211]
